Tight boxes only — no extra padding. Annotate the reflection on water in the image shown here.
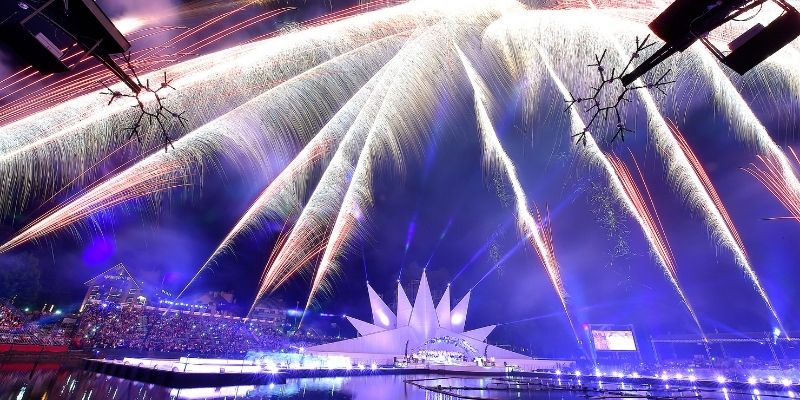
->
[0,362,794,399]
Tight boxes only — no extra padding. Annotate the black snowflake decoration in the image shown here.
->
[566,34,674,145]
[101,53,188,151]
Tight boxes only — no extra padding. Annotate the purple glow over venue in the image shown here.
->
[82,237,115,267]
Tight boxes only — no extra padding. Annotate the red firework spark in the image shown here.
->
[743,147,800,221]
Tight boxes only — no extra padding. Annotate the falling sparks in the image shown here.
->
[458,47,577,342]
[607,153,705,338]
[481,7,786,336]
[0,0,796,340]
[744,148,800,222]
[514,41,705,337]
[0,1,441,217]
[0,28,409,253]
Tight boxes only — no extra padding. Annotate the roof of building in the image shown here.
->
[83,263,141,289]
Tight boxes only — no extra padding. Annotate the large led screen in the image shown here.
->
[592,330,636,351]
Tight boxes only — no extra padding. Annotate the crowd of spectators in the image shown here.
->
[0,301,68,346]
[0,301,24,330]
[73,303,329,355]
[2,298,341,355]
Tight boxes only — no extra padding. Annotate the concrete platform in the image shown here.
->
[83,357,563,388]
[83,359,287,388]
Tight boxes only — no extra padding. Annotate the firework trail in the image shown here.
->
[622,30,789,336]
[175,60,396,300]
[0,0,523,304]
[0,33,406,254]
[607,153,706,335]
[590,4,800,209]
[0,0,505,145]
[1,0,798,337]
[679,44,800,205]
[251,35,425,301]
[296,1,527,308]
[744,149,800,221]
[490,8,785,334]
[668,121,751,250]
[458,47,578,342]
[245,224,292,316]
[0,1,452,218]
[0,3,294,124]
[297,28,460,309]
[604,29,790,336]
[0,0,409,120]
[488,31,707,336]
[561,3,800,222]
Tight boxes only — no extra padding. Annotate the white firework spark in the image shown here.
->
[482,7,783,335]
[0,31,406,254]
[457,46,578,340]
[526,41,705,338]
[177,54,398,301]
[0,0,508,217]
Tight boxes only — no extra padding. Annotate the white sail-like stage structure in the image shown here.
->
[307,271,572,370]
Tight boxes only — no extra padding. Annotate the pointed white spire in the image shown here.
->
[367,282,396,328]
[409,270,438,339]
[311,272,535,366]
[436,285,451,330]
[450,291,471,333]
[396,280,412,327]
[346,316,386,336]
[463,325,495,342]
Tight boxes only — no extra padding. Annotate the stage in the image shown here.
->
[84,356,800,393]
[83,358,287,388]
[83,356,570,388]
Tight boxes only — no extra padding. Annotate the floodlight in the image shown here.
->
[621,0,800,85]
[0,0,139,91]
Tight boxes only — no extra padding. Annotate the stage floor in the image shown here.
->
[83,357,543,388]
[85,357,800,393]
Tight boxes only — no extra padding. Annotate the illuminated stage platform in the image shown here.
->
[84,358,288,388]
[85,357,800,395]
[83,357,569,388]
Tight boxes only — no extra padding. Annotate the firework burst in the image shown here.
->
[0,0,795,338]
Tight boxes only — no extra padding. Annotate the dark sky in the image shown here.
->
[1,0,799,359]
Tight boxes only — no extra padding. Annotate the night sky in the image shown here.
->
[1,0,799,358]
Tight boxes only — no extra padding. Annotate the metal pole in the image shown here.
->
[767,336,779,363]
[777,339,788,360]
[650,337,660,363]
[630,325,643,362]
[20,0,58,24]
